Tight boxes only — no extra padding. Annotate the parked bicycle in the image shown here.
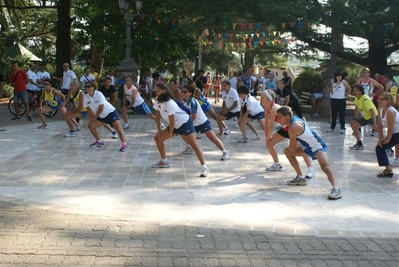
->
[8,89,58,118]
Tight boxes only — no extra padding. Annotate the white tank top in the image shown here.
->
[359,78,373,96]
[124,84,144,107]
[331,81,346,99]
[380,106,399,133]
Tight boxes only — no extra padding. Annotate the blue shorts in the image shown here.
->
[225,111,240,120]
[131,102,152,115]
[97,110,119,125]
[194,120,212,134]
[304,146,328,160]
[248,112,265,121]
[13,91,28,104]
[172,119,195,136]
[80,111,88,118]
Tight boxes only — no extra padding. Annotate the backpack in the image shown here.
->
[174,99,191,115]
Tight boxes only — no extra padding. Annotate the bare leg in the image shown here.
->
[184,133,206,165]
[112,120,126,143]
[284,147,303,176]
[266,133,285,163]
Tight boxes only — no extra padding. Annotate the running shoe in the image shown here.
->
[237,138,249,143]
[287,176,307,186]
[120,144,127,152]
[152,159,170,168]
[76,125,82,132]
[326,128,334,133]
[200,166,209,177]
[328,188,342,200]
[305,169,315,179]
[349,144,364,150]
[112,131,118,139]
[221,151,229,161]
[123,124,129,130]
[266,163,283,171]
[223,128,230,135]
[64,131,77,137]
[182,146,194,154]
[38,124,48,129]
[90,140,105,147]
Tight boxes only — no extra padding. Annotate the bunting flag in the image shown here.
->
[232,23,237,30]
[281,23,286,30]
[248,23,253,30]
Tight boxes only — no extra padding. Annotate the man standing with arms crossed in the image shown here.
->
[53,63,78,96]
[10,61,30,120]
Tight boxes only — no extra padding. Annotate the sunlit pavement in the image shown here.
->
[0,101,398,239]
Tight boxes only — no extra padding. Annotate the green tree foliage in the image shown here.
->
[259,0,399,74]
[292,69,324,96]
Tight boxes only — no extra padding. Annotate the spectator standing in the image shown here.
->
[212,71,222,103]
[80,67,96,91]
[327,70,351,134]
[193,69,207,92]
[9,61,30,120]
[229,71,238,90]
[281,71,292,93]
[36,63,51,91]
[53,63,78,96]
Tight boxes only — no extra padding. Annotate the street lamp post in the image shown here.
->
[117,0,142,85]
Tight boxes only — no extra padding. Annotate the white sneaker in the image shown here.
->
[112,131,118,139]
[182,146,194,154]
[235,124,239,129]
[327,128,334,133]
[266,163,283,171]
[311,113,319,118]
[200,166,209,177]
[391,159,399,167]
[221,151,229,161]
[196,132,202,139]
[64,131,77,137]
[223,128,230,135]
[340,129,346,134]
[305,169,315,179]
[371,130,376,137]
[123,124,129,130]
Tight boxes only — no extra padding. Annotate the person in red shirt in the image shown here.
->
[9,61,30,120]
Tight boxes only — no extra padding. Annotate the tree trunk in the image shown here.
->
[55,0,73,76]
[367,33,388,75]
[91,43,103,75]
[243,48,254,70]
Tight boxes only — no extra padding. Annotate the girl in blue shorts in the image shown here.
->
[152,83,209,177]
[182,84,229,161]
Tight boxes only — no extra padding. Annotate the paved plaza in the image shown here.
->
[0,100,398,266]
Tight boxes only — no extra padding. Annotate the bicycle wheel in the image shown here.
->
[8,98,26,116]
[42,102,59,118]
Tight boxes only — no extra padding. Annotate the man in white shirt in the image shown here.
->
[36,63,51,91]
[53,62,78,95]
[216,80,241,135]
[80,67,96,90]
[260,71,270,93]
[26,63,41,114]
[229,71,238,89]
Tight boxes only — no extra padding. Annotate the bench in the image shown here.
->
[299,91,311,105]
